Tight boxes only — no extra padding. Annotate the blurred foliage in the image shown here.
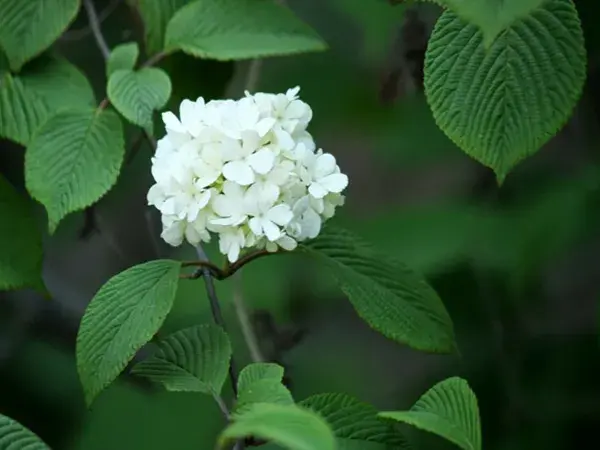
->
[1,0,600,449]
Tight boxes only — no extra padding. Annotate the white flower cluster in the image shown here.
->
[147,87,348,262]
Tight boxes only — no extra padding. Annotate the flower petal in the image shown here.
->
[248,148,276,175]
[147,184,165,206]
[227,243,241,263]
[248,217,263,236]
[256,117,276,137]
[319,173,348,193]
[266,204,293,226]
[223,161,255,185]
[262,220,282,241]
[196,190,212,210]
[274,127,295,151]
[237,97,260,130]
[162,111,185,133]
[161,219,184,246]
[277,235,298,251]
[314,153,336,178]
[308,182,328,199]
[286,86,300,100]
[299,207,321,240]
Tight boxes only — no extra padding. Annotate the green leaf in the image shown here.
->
[131,324,231,394]
[165,0,327,60]
[301,393,409,449]
[236,381,294,414]
[25,108,125,232]
[20,56,96,108]
[0,0,80,71]
[235,363,293,413]
[76,259,181,406]
[237,362,285,392]
[0,413,50,449]
[107,42,140,77]
[301,225,455,353]
[0,73,48,145]
[379,377,481,450]
[0,175,43,291]
[428,0,545,47]
[107,68,172,128]
[137,0,190,55]
[220,403,337,450]
[423,0,586,180]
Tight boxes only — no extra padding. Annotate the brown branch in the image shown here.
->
[180,249,276,281]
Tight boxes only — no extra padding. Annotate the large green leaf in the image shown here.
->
[25,108,125,232]
[0,414,50,449]
[301,393,409,450]
[137,0,190,55]
[76,259,181,405]
[235,363,293,413]
[165,0,327,60]
[0,57,94,146]
[301,225,455,353]
[237,362,285,392]
[380,377,481,450]
[107,68,172,128]
[20,56,96,108]
[220,403,337,450]
[131,324,231,394]
[0,0,80,71]
[107,42,139,77]
[424,0,586,180]
[0,73,48,145]
[0,175,43,291]
[425,0,545,47]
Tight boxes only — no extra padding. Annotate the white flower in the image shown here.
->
[246,184,293,242]
[218,227,246,263]
[211,181,249,226]
[148,87,349,262]
[305,152,348,199]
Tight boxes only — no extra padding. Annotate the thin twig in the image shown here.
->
[244,59,263,94]
[124,132,145,165]
[232,272,265,362]
[180,249,275,280]
[212,392,231,420]
[83,0,111,60]
[62,0,121,41]
[142,51,168,68]
[144,210,162,258]
[195,245,239,397]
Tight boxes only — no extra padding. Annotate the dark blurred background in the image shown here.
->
[2,0,600,448]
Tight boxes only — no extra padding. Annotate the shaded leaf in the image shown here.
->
[220,403,336,450]
[165,0,327,60]
[107,42,140,77]
[0,73,48,145]
[20,56,96,108]
[238,362,285,392]
[424,0,586,180]
[0,414,50,449]
[0,0,80,70]
[132,324,231,394]
[301,225,456,353]
[25,108,125,232]
[107,68,171,128]
[137,0,189,55]
[301,393,409,449]
[76,259,181,405]
[424,0,546,47]
[235,363,293,413]
[0,174,43,291]
[380,377,481,450]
